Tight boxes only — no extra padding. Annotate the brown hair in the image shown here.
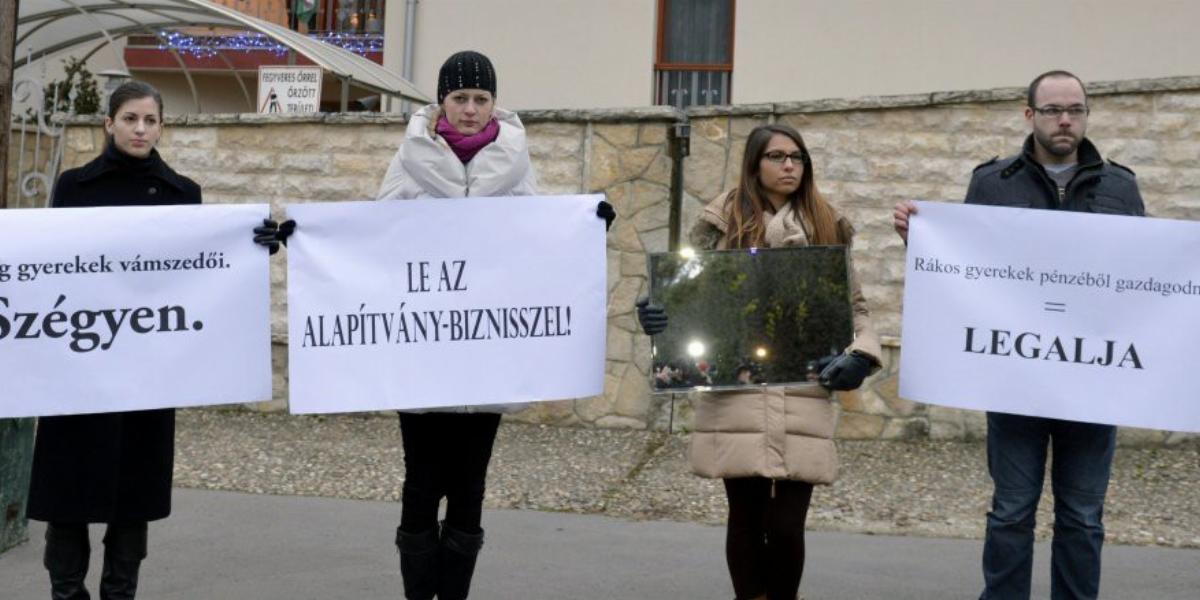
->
[724,124,849,248]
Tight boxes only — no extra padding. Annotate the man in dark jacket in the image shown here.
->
[893,70,1144,600]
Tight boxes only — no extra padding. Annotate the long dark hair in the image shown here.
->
[724,124,848,248]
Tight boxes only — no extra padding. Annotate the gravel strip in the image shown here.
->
[174,409,1200,549]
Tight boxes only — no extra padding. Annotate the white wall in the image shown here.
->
[385,0,657,111]
[734,0,1200,104]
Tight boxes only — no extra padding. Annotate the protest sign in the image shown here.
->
[900,200,1200,432]
[0,204,273,417]
[285,195,607,413]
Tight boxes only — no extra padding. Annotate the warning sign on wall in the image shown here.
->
[257,66,323,114]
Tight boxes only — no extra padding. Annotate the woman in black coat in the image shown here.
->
[25,81,201,600]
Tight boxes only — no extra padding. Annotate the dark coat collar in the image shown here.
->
[75,145,189,192]
[1020,135,1103,170]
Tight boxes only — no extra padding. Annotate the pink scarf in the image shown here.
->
[436,116,500,163]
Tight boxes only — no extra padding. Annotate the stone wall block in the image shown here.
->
[837,390,867,413]
[638,123,668,146]
[594,415,647,429]
[837,413,885,439]
[1159,142,1200,167]
[595,123,639,148]
[633,335,653,376]
[1144,112,1192,139]
[1155,93,1200,112]
[164,147,216,171]
[528,129,585,159]
[642,153,672,187]
[614,366,652,419]
[880,418,929,440]
[620,250,648,277]
[352,129,406,152]
[1131,166,1176,193]
[510,399,579,427]
[332,153,386,177]
[60,127,95,155]
[638,227,669,254]
[198,172,257,193]
[695,118,727,143]
[1089,94,1154,112]
[278,153,335,174]
[929,420,964,440]
[683,137,729,200]
[873,373,918,416]
[607,276,643,319]
[587,135,623,191]
[217,150,276,173]
[606,327,634,362]
[953,135,1011,160]
[611,216,644,253]
[729,116,768,139]
[1177,168,1200,193]
[630,191,670,232]
[575,381,619,424]
[720,143,745,193]
[165,127,217,149]
[619,146,661,181]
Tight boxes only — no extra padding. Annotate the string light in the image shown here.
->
[156,30,384,59]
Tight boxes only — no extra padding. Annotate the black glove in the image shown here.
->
[253,218,296,255]
[635,296,668,336]
[596,200,616,231]
[818,352,874,391]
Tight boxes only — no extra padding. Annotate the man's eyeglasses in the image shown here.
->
[763,151,807,164]
[1031,105,1089,119]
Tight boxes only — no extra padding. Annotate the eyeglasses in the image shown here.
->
[1031,105,1089,119]
[762,151,807,164]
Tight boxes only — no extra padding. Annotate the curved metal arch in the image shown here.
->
[15,0,431,103]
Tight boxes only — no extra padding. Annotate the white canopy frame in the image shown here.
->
[16,0,430,112]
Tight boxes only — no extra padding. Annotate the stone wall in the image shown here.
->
[14,75,1200,445]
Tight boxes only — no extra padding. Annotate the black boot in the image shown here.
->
[437,522,485,600]
[396,526,439,600]
[99,522,147,600]
[44,523,92,600]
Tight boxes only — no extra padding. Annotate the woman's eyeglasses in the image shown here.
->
[762,151,807,164]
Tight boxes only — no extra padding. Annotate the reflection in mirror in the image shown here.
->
[648,246,853,393]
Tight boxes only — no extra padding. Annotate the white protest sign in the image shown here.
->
[258,66,322,113]
[285,195,607,414]
[899,200,1200,432]
[0,205,273,418]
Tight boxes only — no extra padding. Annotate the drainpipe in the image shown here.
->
[401,0,418,115]
[667,119,691,251]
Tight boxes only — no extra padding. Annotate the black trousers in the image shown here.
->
[398,412,502,535]
[723,477,815,600]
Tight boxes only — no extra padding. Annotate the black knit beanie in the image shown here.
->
[437,50,497,104]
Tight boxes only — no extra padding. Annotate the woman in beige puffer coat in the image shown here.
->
[638,124,881,600]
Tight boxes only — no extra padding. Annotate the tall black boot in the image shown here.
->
[44,523,92,600]
[99,522,147,600]
[437,522,485,600]
[396,525,440,600]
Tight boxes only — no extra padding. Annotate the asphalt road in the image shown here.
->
[1,488,1196,599]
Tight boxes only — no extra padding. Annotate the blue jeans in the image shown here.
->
[980,412,1116,600]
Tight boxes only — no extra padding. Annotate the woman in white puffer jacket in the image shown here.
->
[378,50,613,600]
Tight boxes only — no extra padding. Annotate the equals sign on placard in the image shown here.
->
[1044,302,1067,313]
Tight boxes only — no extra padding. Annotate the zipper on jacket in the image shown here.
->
[770,479,776,499]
